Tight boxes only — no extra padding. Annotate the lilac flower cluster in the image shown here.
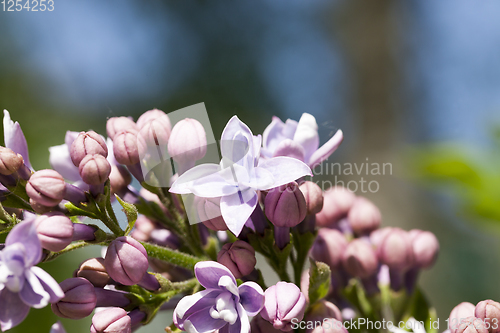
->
[0,107,447,333]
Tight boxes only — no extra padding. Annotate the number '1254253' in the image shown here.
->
[2,0,54,11]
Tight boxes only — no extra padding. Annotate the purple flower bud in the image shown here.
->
[316,187,355,228]
[50,322,66,333]
[113,129,140,165]
[342,239,378,279]
[90,307,131,333]
[475,300,500,333]
[195,196,228,231]
[29,198,55,214]
[311,228,348,269]
[261,282,307,331]
[70,131,108,167]
[250,314,283,333]
[377,228,414,271]
[0,146,24,175]
[137,115,171,148]
[409,229,439,269]
[35,212,74,252]
[76,258,111,288]
[370,227,393,248]
[217,240,257,279]
[167,118,207,175]
[457,317,489,333]
[78,154,111,185]
[106,117,137,140]
[299,181,324,215]
[265,182,307,227]
[449,302,476,333]
[306,300,342,323]
[26,169,66,207]
[109,165,132,195]
[104,236,149,286]
[51,278,97,319]
[136,108,169,129]
[308,319,348,333]
[348,197,381,235]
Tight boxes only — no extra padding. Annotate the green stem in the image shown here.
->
[141,241,206,271]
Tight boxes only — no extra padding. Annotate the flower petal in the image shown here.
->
[220,190,258,236]
[222,304,250,333]
[19,269,50,308]
[240,167,274,191]
[308,129,343,168]
[174,289,221,328]
[170,164,238,197]
[220,116,254,171]
[49,144,81,182]
[257,157,312,189]
[5,220,41,266]
[30,266,64,303]
[272,139,306,161]
[238,282,264,317]
[3,110,31,170]
[262,117,297,159]
[182,306,227,333]
[0,288,31,331]
[293,113,319,163]
[194,262,237,291]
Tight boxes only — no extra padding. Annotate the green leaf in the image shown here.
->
[308,259,331,305]
[115,194,138,235]
[64,202,99,219]
[402,287,437,333]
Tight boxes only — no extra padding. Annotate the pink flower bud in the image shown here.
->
[265,182,307,227]
[316,187,356,228]
[449,302,476,333]
[26,169,66,207]
[79,154,111,185]
[342,239,378,279]
[370,227,393,248]
[167,118,207,175]
[51,278,97,319]
[377,228,414,271]
[113,129,140,165]
[195,196,228,231]
[409,229,439,269]
[217,240,257,279]
[306,300,342,323]
[90,307,131,333]
[104,236,149,286]
[457,317,489,333]
[109,165,132,194]
[311,228,348,269]
[35,212,74,252]
[136,109,169,129]
[348,197,381,235]
[70,131,108,167]
[106,117,137,140]
[261,282,307,332]
[76,258,111,288]
[475,300,500,333]
[137,115,171,148]
[299,181,324,214]
[0,146,24,175]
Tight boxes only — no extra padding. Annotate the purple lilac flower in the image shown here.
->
[170,116,312,236]
[50,321,67,333]
[261,113,343,168]
[3,110,32,170]
[173,261,264,333]
[0,220,64,330]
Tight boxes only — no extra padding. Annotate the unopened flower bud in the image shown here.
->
[306,300,342,323]
[316,187,356,228]
[90,307,131,333]
[475,300,500,333]
[299,181,324,215]
[51,278,97,319]
[50,322,66,333]
[370,227,393,248]
[109,165,132,194]
[79,154,111,185]
[167,118,207,175]
[70,131,108,167]
[195,196,228,231]
[265,182,307,227]
[342,239,378,279]
[0,147,23,175]
[449,302,476,333]
[409,229,439,269]
[377,228,413,271]
[77,258,110,288]
[250,314,283,333]
[106,116,137,140]
[113,129,140,165]
[457,317,489,333]
[26,169,66,207]
[136,109,169,129]
[35,212,74,252]
[348,197,381,235]
[137,116,171,149]
[217,240,257,279]
[261,282,307,332]
[311,228,348,269]
[104,236,149,285]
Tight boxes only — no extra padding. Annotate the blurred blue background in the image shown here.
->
[2,0,500,331]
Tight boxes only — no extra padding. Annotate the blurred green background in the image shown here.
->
[2,0,500,332]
